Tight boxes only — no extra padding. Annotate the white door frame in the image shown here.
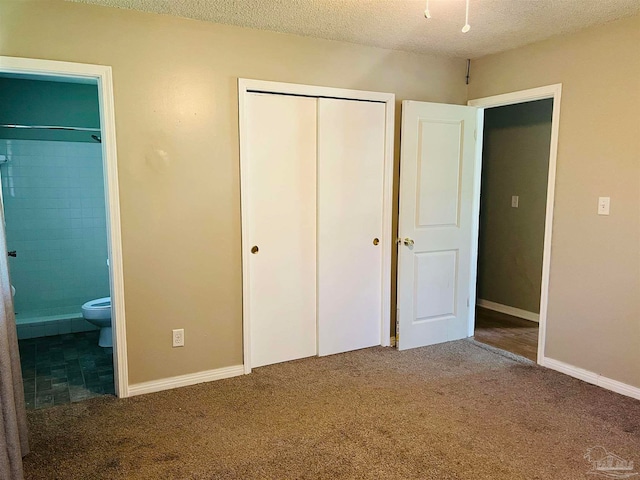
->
[0,56,129,397]
[468,83,563,364]
[238,78,395,373]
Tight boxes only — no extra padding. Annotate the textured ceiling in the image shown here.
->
[68,0,640,58]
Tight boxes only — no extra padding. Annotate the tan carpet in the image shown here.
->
[23,340,640,479]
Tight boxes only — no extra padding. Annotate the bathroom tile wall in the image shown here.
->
[0,139,110,321]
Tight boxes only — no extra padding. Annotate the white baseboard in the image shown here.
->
[128,364,245,397]
[542,357,640,401]
[477,299,539,323]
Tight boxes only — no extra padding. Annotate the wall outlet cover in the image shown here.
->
[172,328,185,347]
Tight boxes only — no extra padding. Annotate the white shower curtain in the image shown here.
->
[0,196,28,479]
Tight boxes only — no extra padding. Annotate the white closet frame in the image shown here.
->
[238,79,395,373]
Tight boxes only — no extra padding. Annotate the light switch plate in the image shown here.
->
[598,197,610,215]
[511,195,519,208]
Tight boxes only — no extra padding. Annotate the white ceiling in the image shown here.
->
[69,0,640,58]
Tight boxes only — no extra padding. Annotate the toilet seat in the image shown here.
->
[81,297,111,320]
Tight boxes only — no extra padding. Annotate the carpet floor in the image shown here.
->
[23,340,640,480]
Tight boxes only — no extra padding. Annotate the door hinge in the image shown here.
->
[474,129,477,140]
[467,297,469,307]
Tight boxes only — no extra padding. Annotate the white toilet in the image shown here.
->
[81,297,112,347]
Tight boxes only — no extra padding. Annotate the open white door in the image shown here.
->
[397,101,479,351]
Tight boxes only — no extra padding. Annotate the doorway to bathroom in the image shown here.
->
[0,66,123,408]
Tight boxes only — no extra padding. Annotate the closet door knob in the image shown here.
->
[403,238,414,247]
[373,238,379,246]
[251,246,259,254]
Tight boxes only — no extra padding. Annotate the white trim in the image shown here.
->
[238,81,252,375]
[128,365,244,397]
[542,357,640,401]
[380,87,395,352]
[467,85,562,109]
[476,299,539,323]
[468,83,562,365]
[238,78,394,373]
[0,56,129,398]
[467,109,485,337]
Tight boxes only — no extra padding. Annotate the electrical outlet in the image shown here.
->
[511,195,519,208]
[172,329,185,347]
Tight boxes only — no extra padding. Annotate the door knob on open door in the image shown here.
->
[403,238,414,247]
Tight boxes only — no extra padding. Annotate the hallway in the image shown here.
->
[473,307,538,361]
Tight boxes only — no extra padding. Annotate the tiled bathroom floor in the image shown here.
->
[18,331,115,409]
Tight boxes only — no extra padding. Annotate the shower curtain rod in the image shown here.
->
[0,124,100,132]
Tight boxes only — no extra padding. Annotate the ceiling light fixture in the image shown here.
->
[424,0,472,33]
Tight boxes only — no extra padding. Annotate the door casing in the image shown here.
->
[468,84,563,364]
[0,56,129,397]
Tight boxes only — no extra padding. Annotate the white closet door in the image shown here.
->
[317,98,385,356]
[246,93,317,368]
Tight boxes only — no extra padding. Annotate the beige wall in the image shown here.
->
[0,1,467,384]
[477,100,552,314]
[5,1,637,392]
[470,15,640,388]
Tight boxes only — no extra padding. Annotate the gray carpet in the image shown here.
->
[23,340,640,479]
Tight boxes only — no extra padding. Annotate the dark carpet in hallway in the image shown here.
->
[23,340,640,479]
